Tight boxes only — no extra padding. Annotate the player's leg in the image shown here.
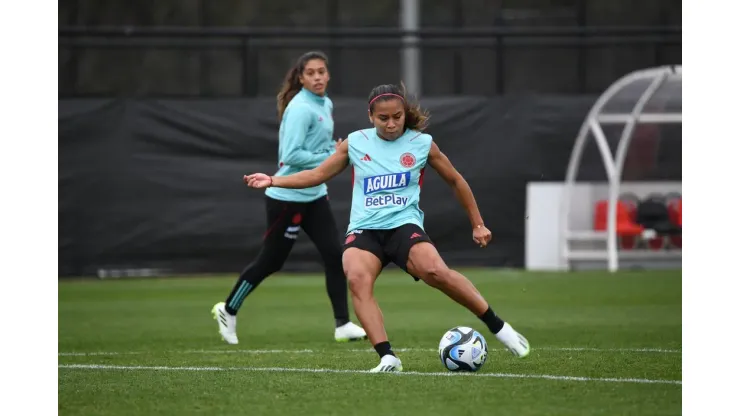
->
[392,224,530,358]
[342,234,403,372]
[302,196,366,342]
[212,197,302,344]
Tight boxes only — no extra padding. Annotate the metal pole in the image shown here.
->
[400,0,421,97]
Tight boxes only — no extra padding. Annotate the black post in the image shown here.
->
[198,0,209,96]
[327,0,341,95]
[655,1,669,66]
[248,41,260,96]
[452,1,464,94]
[68,0,80,96]
[494,1,506,95]
[241,39,254,96]
[576,0,587,93]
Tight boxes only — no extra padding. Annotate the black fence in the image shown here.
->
[59,95,598,277]
[59,25,681,97]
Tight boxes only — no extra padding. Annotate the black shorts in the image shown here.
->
[342,223,434,281]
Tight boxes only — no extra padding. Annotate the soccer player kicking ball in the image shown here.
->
[244,83,530,372]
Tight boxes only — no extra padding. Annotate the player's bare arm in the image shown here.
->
[245,139,350,189]
[427,141,492,247]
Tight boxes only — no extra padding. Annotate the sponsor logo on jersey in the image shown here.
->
[363,172,411,195]
[365,194,409,208]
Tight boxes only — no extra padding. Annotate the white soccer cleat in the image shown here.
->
[495,322,530,358]
[369,354,403,373]
[211,302,238,345]
[334,321,368,342]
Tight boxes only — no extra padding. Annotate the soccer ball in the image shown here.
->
[438,326,488,372]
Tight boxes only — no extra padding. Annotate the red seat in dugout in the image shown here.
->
[668,198,682,227]
[667,197,682,248]
[593,200,644,236]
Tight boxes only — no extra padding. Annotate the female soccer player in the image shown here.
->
[244,83,531,372]
[212,51,367,345]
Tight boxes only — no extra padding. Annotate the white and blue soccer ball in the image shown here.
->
[438,326,488,372]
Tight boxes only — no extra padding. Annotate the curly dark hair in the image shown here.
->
[367,82,430,131]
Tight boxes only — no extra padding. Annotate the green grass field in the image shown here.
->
[58,269,681,415]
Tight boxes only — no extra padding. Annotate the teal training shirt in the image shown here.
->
[265,88,336,202]
[346,128,433,233]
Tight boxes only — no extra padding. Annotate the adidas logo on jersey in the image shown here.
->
[361,154,372,161]
[363,172,411,195]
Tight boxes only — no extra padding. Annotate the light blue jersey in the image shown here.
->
[265,88,336,202]
[346,128,433,233]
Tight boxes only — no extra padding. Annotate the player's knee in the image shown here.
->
[417,262,451,288]
[345,270,373,298]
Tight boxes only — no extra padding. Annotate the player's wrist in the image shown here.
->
[268,176,275,187]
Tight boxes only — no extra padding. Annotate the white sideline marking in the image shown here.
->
[533,347,681,354]
[58,364,682,385]
[182,349,316,354]
[58,346,681,357]
[355,347,681,354]
[58,349,316,357]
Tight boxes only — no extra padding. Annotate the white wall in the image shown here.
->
[526,181,681,271]
[525,183,567,271]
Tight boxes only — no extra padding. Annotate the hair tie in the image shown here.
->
[369,93,405,108]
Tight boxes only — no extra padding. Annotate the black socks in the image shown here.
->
[478,306,505,334]
[373,341,395,358]
[324,268,351,327]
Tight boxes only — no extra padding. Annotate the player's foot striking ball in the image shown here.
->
[244,82,530,370]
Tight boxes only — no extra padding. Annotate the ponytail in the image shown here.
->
[276,66,302,120]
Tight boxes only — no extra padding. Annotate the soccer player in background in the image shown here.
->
[244,83,531,372]
[212,51,367,344]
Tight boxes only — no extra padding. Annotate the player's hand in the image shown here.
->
[335,138,344,151]
[473,225,492,248]
[243,173,273,189]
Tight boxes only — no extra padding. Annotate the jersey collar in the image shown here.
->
[300,87,327,105]
[375,128,409,142]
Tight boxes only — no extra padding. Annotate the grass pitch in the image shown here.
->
[59,269,681,415]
